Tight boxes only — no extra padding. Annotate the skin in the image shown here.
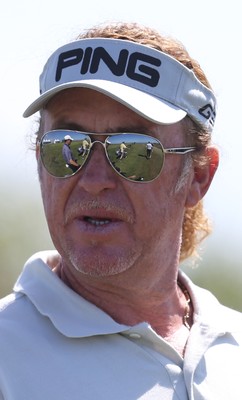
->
[37,88,218,341]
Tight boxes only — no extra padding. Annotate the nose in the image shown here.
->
[77,142,117,195]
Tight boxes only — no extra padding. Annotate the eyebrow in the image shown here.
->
[50,119,153,135]
[50,120,86,132]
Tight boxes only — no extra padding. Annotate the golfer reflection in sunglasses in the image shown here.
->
[146,141,153,159]
[0,21,241,400]
[62,134,80,173]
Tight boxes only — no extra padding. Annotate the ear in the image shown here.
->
[185,146,219,207]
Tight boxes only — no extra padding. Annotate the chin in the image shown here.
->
[65,246,139,277]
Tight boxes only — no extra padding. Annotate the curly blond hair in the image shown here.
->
[76,22,214,261]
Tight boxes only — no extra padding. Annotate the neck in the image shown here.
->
[55,260,191,338]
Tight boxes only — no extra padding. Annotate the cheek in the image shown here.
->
[129,185,165,238]
[39,169,70,228]
[133,170,187,236]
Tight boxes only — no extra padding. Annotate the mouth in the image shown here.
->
[64,202,135,242]
[64,200,135,228]
[84,216,112,226]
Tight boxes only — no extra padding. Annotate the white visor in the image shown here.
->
[23,38,216,131]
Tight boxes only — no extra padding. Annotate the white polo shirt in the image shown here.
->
[0,251,241,399]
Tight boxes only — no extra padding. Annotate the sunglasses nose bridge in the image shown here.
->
[90,139,106,148]
[89,139,107,158]
[84,139,113,170]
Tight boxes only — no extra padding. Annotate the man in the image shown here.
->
[146,141,153,158]
[62,134,80,172]
[117,141,127,159]
[81,137,90,157]
[0,22,241,399]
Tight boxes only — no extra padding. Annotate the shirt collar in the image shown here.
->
[14,251,131,337]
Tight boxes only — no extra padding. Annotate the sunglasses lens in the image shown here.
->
[40,130,91,177]
[40,131,164,182]
[106,134,164,182]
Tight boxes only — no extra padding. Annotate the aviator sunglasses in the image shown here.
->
[39,130,196,183]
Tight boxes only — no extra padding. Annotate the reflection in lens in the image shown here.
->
[40,130,91,178]
[40,131,164,182]
[106,134,164,182]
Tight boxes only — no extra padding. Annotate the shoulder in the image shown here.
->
[0,292,24,313]
[0,292,29,340]
[0,291,29,315]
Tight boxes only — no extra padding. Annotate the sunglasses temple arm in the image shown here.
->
[164,147,196,155]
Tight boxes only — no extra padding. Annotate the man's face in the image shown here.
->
[38,88,192,280]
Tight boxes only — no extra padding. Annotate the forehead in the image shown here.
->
[45,87,149,120]
[42,87,185,141]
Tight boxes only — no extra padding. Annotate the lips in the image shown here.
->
[71,213,124,239]
[64,200,135,226]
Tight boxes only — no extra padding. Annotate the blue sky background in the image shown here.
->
[1,0,241,274]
